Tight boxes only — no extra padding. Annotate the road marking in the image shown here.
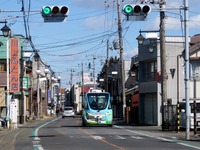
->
[114,135,126,139]
[32,117,60,150]
[78,127,126,150]
[115,126,200,150]
[92,136,105,140]
[113,125,124,129]
[130,136,144,139]
[33,145,43,150]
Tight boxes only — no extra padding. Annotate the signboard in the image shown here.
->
[48,90,51,103]
[55,85,58,94]
[10,99,18,124]
[10,38,20,93]
[23,76,29,89]
[0,87,6,106]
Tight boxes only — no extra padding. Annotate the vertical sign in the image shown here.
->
[10,99,18,124]
[23,76,29,89]
[48,90,51,104]
[10,38,19,93]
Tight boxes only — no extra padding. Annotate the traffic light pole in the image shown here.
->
[117,0,126,120]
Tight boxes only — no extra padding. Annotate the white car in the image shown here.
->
[62,107,75,118]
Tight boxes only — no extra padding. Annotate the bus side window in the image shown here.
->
[82,97,89,109]
[108,102,112,109]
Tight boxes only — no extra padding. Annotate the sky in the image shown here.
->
[0,0,200,89]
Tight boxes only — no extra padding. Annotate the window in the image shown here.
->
[145,61,157,81]
[0,63,6,71]
[190,103,200,113]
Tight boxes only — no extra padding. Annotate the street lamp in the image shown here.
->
[34,51,40,119]
[57,76,61,107]
[136,30,157,52]
[1,22,11,128]
[136,33,145,45]
[1,23,11,37]
[44,68,50,115]
[36,69,41,119]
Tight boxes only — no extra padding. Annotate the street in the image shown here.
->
[1,116,199,150]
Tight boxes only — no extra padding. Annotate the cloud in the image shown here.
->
[167,1,183,8]
[166,17,182,30]
[72,0,105,8]
[148,14,200,31]
[82,16,106,30]
[124,48,138,60]
[190,15,200,29]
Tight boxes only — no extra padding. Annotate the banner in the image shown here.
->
[48,90,51,103]
[10,38,20,93]
[0,87,6,106]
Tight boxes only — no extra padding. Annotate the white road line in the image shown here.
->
[130,136,144,139]
[114,135,126,139]
[115,126,200,150]
[92,136,105,140]
[32,117,60,150]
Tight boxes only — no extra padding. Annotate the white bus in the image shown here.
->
[180,99,200,129]
[82,92,113,127]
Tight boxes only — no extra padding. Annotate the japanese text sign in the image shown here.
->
[10,38,20,93]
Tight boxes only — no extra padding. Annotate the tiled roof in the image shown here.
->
[190,34,200,45]
[0,72,7,86]
[190,34,200,54]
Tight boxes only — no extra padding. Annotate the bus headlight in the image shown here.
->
[87,112,95,120]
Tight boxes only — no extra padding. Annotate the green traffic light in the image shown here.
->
[124,5,133,14]
[43,6,51,15]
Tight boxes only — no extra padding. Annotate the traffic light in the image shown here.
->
[123,4,151,21]
[41,6,69,22]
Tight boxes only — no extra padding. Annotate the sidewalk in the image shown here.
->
[0,115,55,145]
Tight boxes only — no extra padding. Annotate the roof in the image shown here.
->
[190,34,200,55]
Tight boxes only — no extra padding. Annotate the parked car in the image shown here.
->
[62,107,75,118]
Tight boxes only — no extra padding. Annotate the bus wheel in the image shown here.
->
[82,120,86,127]
[108,124,113,127]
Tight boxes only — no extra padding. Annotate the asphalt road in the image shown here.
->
[1,116,200,150]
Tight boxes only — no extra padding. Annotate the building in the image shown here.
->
[0,35,32,124]
[133,33,200,127]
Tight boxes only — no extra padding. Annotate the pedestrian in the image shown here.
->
[56,106,59,117]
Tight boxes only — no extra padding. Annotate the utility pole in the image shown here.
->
[106,40,109,92]
[159,0,167,131]
[184,0,190,140]
[93,55,96,89]
[81,63,84,108]
[117,0,126,119]
[20,46,24,124]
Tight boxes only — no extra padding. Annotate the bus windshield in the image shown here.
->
[87,93,109,110]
